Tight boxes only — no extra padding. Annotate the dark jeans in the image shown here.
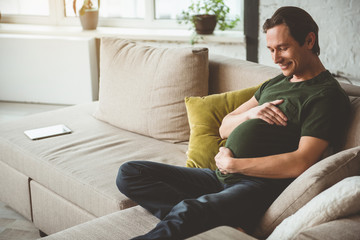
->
[116,161,292,240]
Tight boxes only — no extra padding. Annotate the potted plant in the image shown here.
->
[177,0,240,43]
[73,0,100,30]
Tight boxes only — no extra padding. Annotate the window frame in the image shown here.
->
[1,0,244,38]
[0,0,60,25]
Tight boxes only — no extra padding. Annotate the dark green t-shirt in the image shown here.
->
[216,70,351,184]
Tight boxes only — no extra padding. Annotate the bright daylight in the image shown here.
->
[0,0,359,240]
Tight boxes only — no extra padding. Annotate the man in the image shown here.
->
[116,6,350,239]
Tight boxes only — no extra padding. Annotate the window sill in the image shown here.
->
[0,23,245,44]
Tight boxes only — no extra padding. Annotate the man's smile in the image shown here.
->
[279,62,292,70]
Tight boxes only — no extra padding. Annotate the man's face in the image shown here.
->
[266,24,310,77]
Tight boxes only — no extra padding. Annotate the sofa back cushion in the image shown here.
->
[208,54,280,94]
[94,38,209,143]
[339,82,360,97]
[337,83,360,150]
[341,96,360,150]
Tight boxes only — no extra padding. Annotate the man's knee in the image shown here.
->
[116,161,141,195]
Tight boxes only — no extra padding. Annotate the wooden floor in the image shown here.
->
[0,202,41,240]
[0,101,67,240]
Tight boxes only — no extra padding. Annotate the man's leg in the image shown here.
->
[116,161,223,219]
[132,176,292,240]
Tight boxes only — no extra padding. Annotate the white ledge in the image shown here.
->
[0,23,245,44]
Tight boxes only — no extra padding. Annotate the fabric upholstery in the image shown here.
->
[42,206,159,240]
[0,161,32,221]
[339,82,360,97]
[43,206,256,240]
[293,213,360,240]
[190,227,257,240]
[254,146,360,238]
[208,54,280,94]
[341,97,360,150]
[267,176,360,240]
[94,38,209,143]
[184,85,261,169]
[0,103,188,222]
[31,181,96,235]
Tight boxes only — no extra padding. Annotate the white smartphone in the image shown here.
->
[24,124,72,140]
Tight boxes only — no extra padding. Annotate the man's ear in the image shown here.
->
[305,32,316,50]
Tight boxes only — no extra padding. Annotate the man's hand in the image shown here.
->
[215,147,235,174]
[219,97,287,139]
[248,99,288,126]
[215,136,329,179]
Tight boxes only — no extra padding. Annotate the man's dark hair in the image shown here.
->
[263,6,320,56]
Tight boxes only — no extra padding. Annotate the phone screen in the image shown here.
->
[24,124,72,140]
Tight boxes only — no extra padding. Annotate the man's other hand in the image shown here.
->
[215,147,235,174]
[248,99,288,126]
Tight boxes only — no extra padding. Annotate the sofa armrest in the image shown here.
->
[42,206,159,240]
[42,205,258,240]
[189,226,257,240]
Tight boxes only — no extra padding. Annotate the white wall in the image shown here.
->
[258,0,360,83]
[138,40,247,60]
[0,33,244,104]
[0,34,99,104]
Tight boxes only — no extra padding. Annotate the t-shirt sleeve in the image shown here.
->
[254,79,270,101]
[254,74,284,102]
[300,90,350,146]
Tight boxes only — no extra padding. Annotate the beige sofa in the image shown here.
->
[1,38,359,240]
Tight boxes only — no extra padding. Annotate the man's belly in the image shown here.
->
[225,119,300,158]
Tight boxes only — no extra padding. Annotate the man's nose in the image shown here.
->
[273,50,282,64]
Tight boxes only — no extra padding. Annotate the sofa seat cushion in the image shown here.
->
[0,161,32,221]
[0,103,188,217]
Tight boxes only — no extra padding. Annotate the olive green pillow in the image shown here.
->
[184,84,261,170]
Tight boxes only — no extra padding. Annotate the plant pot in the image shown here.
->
[79,9,99,30]
[193,14,217,34]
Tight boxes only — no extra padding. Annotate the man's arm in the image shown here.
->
[215,136,329,179]
[219,96,288,139]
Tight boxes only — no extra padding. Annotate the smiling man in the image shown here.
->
[116,7,351,239]
[215,6,350,182]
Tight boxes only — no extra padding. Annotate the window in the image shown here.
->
[0,0,49,16]
[155,0,191,20]
[65,0,145,19]
[0,0,62,25]
[155,0,242,24]
[99,0,145,19]
[0,0,243,31]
